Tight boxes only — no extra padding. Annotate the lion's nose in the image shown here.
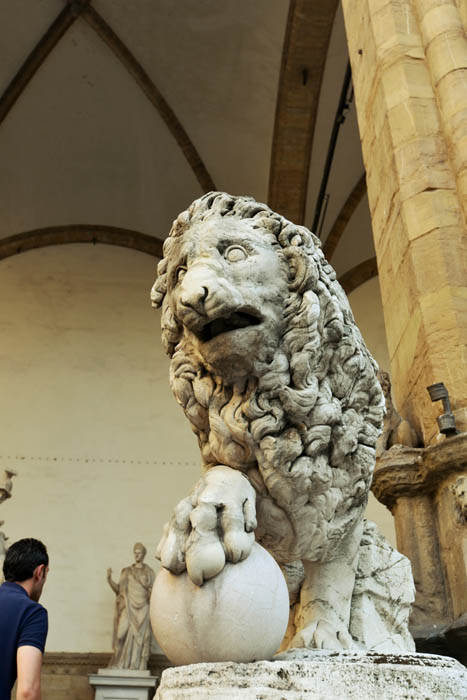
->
[180,274,210,314]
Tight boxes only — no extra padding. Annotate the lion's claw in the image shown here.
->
[223,529,253,563]
[293,619,360,652]
[156,465,256,585]
[157,496,193,574]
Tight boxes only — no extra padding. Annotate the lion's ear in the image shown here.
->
[283,247,318,294]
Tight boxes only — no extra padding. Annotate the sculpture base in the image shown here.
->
[89,668,158,700]
[155,651,467,699]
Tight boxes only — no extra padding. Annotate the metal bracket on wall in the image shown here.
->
[427,383,459,437]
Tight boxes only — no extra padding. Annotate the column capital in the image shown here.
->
[372,432,467,510]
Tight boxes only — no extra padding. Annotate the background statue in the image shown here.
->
[376,370,418,457]
[0,470,16,584]
[106,542,155,670]
[0,520,8,584]
[0,469,17,505]
[151,192,415,653]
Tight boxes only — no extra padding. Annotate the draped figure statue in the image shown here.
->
[0,471,16,585]
[0,521,8,585]
[107,542,155,670]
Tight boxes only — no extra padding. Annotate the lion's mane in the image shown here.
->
[151,192,384,563]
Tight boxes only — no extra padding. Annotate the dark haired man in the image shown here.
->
[0,538,49,700]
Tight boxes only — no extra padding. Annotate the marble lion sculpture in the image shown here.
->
[151,192,415,653]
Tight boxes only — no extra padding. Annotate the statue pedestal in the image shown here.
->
[89,669,158,700]
[155,651,467,699]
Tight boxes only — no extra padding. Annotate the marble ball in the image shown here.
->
[150,542,290,666]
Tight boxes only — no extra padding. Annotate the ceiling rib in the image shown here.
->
[0,225,163,261]
[81,5,216,193]
[323,173,367,261]
[0,2,215,193]
[0,2,82,125]
[268,0,339,225]
[338,256,378,294]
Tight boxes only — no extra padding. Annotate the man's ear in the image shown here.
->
[33,564,45,581]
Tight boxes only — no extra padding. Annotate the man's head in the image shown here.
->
[3,538,49,601]
[133,542,147,564]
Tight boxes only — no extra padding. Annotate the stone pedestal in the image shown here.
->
[89,669,157,700]
[155,651,467,699]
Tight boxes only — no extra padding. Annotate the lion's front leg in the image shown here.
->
[288,521,363,652]
[156,465,257,586]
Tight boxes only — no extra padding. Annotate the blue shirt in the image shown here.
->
[0,582,48,698]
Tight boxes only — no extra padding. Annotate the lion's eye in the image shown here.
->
[176,266,187,283]
[225,246,247,262]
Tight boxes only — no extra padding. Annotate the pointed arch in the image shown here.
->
[0,2,82,125]
[268,0,339,224]
[0,2,215,192]
[81,5,215,192]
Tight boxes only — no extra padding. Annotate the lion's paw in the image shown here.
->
[156,465,257,585]
[292,619,360,652]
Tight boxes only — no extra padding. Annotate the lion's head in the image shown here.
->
[151,192,384,563]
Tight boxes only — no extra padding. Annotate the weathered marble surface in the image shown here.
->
[107,543,155,670]
[155,652,467,700]
[150,542,289,665]
[347,521,415,652]
[151,192,415,655]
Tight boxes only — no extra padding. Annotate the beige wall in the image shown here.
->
[349,277,396,548]
[0,244,199,652]
[0,245,394,652]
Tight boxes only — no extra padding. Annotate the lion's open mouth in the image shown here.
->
[198,311,261,342]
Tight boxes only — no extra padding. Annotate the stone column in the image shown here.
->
[341,0,467,445]
[372,436,467,656]
[341,0,467,650]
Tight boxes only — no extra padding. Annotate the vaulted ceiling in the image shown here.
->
[0,0,377,291]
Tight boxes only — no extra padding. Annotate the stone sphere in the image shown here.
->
[150,542,290,666]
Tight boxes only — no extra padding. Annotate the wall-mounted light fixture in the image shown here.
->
[427,382,458,437]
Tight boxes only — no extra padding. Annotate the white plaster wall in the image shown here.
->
[0,249,396,652]
[349,277,397,548]
[0,244,199,652]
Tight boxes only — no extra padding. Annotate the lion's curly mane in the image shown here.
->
[151,192,384,563]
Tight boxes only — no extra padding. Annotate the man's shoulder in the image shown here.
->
[0,583,47,616]
[0,581,27,603]
[25,597,48,630]
[24,598,48,619]
[17,600,48,654]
